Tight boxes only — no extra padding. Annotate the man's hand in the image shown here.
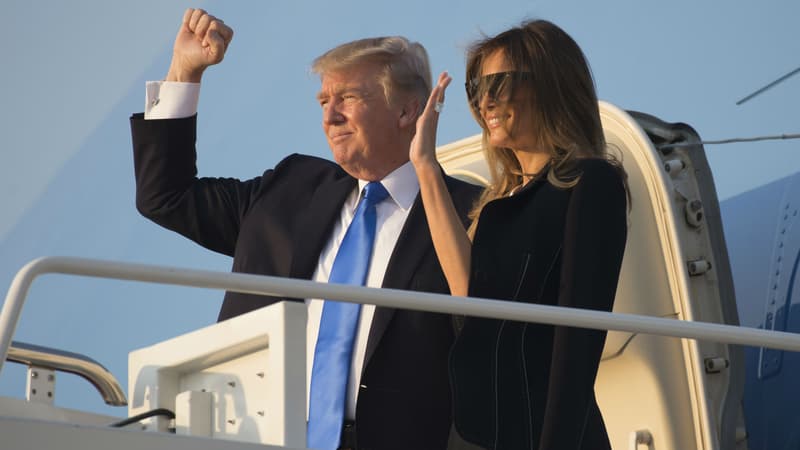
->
[166,8,234,83]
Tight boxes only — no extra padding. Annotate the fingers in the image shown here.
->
[435,71,451,102]
[187,9,205,33]
[208,19,234,51]
[410,72,451,166]
[179,8,233,63]
[184,9,232,45]
[182,8,193,27]
[195,13,213,43]
[204,21,233,60]
[206,31,229,60]
[427,71,452,116]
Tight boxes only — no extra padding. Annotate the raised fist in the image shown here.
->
[166,8,234,82]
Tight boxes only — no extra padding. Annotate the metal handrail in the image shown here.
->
[2,256,800,378]
[7,340,127,406]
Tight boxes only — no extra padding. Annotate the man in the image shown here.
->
[130,8,480,450]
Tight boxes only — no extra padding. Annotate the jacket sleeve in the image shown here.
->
[538,162,628,449]
[130,113,266,256]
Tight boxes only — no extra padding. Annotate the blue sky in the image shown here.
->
[1,0,798,416]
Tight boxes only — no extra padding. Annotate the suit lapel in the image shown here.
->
[289,176,357,280]
[382,194,432,290]
[363,192,432,367]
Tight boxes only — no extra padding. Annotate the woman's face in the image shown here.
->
[475,49,538,153]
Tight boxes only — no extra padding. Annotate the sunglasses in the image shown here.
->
[465,71,532,110]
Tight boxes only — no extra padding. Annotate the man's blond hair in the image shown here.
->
[312,36,432,110]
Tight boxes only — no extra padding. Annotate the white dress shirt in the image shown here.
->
[145,81,420,421]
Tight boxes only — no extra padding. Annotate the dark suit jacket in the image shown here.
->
[130,114,481,450]
[449,159,627,450]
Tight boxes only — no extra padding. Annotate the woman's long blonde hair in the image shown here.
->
[465,20,623,237]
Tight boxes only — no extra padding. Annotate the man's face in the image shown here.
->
[317,64,412,181]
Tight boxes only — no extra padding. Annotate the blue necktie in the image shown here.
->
[307,181,389,450]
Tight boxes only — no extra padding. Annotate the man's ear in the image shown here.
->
[398,97,421,129]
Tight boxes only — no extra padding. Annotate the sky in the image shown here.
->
[0,0,798,417]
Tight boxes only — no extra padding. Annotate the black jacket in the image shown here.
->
[450,159,627,450]
[131,113,481,450]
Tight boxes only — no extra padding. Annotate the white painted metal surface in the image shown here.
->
[26,367,55,406]
[0,415,297,450]
[128,301,306,447]
[175,390,213,437]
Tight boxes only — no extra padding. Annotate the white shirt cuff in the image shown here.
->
[144,81,201,120]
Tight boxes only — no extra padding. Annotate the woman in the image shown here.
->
[410,20,628,450]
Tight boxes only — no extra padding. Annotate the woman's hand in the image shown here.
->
[409,71,471,296]
[410,72,452,169]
